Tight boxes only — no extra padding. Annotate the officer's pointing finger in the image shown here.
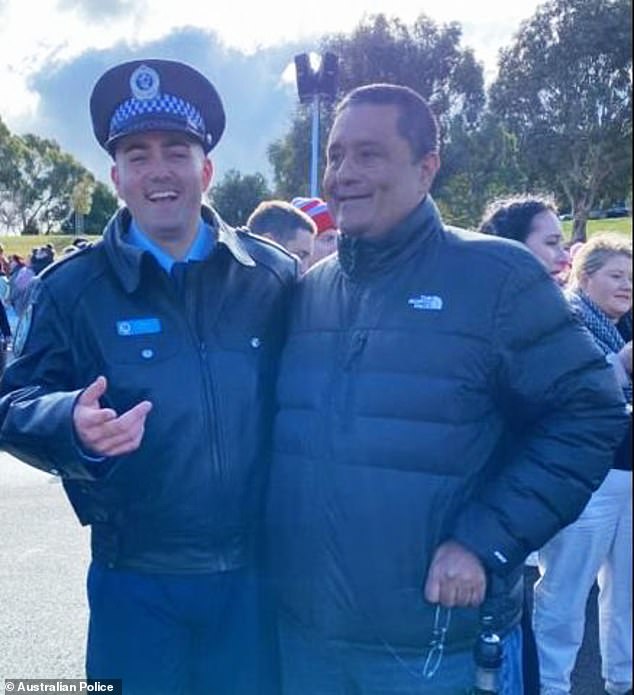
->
[93,403,152,446]
[116,401,153,428]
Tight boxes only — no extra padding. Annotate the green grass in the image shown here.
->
[0,234,102,258]
[561,217,632,240]
[1,217,631,258]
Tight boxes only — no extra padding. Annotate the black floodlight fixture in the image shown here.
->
[294,53,316,104]
[317,52,339,101]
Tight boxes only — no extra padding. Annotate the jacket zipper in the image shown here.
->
[198,339,224,482]
[181,266,224,484]
[342,327,368,426]
[339,285,368,433]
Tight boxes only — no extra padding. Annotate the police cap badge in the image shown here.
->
[90,58,225,155]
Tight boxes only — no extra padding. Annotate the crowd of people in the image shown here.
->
[0,57,631,695]
[479,196,632,695]
[0,243,56,373]
[0,237,92,373]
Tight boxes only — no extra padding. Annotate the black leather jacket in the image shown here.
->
[0,206,296,573]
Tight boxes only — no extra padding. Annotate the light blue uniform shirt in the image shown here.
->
[128,217,216,272]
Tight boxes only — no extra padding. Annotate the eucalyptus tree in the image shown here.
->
[268,13,485,200]
[490,0,632,240]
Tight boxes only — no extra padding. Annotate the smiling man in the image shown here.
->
[266,83,628,694]
[0,59,296,693]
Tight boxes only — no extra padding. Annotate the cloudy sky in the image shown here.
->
[0,0,543,188]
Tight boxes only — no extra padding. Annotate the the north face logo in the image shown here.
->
[408,294,443,311]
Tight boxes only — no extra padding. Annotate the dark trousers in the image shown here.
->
[86,561,279,695]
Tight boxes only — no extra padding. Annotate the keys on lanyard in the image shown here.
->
[422,604,452,679]
[380,604,452,682]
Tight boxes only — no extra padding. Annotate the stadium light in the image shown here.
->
[293,52,339,196]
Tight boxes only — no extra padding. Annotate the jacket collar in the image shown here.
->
[103,205,255,293]
[214,209,256,268]
[337,195,443,282]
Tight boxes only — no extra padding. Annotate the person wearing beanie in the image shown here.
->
[291,196,339,266]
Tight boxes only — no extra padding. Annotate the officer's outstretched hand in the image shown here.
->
[424,540,487,608]
[73,376,153,458]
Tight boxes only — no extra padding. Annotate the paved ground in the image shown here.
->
[0,450,609,692]
[0,452,88,681]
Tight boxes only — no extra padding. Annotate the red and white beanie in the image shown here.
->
[291,197,336,235]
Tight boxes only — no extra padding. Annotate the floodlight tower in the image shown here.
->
[294,52,339,196]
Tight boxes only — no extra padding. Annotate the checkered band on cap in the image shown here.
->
[108,92,206,140]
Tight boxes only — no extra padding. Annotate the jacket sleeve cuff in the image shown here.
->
[450,503,530,576]
[3,390,103,481]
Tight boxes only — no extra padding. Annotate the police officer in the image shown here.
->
[0,59,296,693]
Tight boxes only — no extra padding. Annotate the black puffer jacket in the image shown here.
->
[267,197,627,653]
[0,206,296,573]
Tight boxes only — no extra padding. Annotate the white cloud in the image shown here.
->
[0,0,137,120]
[0,0,542,186]
[0,0,541,123]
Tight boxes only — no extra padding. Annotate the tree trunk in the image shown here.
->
[571,215,588,243]
[74,211,84,236]
[571,197,590,243]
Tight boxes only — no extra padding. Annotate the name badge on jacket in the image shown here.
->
[116,318,162,336]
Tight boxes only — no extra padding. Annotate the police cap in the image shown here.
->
[90,58,225,155]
